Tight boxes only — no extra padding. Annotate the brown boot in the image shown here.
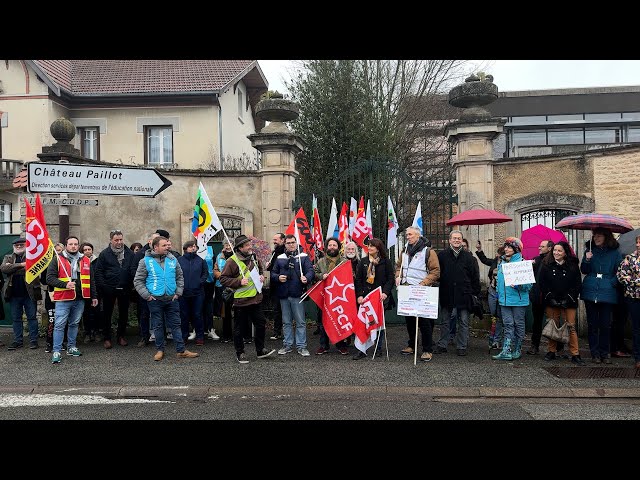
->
[104,340,112,349]
[153,350,164,361]
[176,350,199,358]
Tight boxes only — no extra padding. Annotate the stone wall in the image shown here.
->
[593,150,640,228]
[493,156,595,242]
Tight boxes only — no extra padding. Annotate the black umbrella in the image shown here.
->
[618,228,640,256]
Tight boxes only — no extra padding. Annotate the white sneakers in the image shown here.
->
[208,328,220,340]
[188,330,196,340]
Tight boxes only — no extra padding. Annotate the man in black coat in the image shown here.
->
[95,229,135,349]
[526,240,554,355]
[434,230,481,356]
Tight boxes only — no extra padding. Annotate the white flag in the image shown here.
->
[412,201,423,235]
[387,196,399,249]
[191,182,224,259]
[326,197,338,241]
[348,197,357,235]
[366,199,373,238]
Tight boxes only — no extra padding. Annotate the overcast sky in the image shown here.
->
[258,60,640,95]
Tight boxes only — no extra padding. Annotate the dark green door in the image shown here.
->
[0,234,19,326]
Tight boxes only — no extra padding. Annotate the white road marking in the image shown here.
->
[0,394,173,408]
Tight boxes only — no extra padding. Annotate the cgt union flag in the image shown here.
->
[25,194,55,284]
[306,261,356,344]
[353,287,385,353]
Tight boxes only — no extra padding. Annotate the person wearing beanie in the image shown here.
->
[219,234,276,363]
[493,236,533,361]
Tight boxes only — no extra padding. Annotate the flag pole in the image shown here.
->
[414,316,419,366]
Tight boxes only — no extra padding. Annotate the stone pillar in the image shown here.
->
[248,95,305,243]
[36,117,86,242]
[445,75,506,280]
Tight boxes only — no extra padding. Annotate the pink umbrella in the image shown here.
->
[520,224,569,260]
[446,209,512,238]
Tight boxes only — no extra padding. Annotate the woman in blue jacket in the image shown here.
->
[580,227,623,363]
[493,237,533,361]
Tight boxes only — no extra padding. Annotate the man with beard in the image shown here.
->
[134,235,199,362]
[314,238,350,356]
[220,235,276,364]
[95,229,135,348]
[2,238,42,350]
[47,236,99,364]
[395,226,441,362]
[265,233,286,340]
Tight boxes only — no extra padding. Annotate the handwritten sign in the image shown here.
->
[397,285,439,319]
[501,260,535,286]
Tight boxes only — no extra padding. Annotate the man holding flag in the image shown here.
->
[311,237,351,356]
[2,237,42,350]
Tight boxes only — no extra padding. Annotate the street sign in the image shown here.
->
[25,197,99,206]
[27,162,172,197]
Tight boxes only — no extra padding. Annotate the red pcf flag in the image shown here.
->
[306,261,356,344]
[286,207,314,261]
[25,194,55,284]
[353,287,385,353]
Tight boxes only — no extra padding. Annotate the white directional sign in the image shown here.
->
[27,162,172,197]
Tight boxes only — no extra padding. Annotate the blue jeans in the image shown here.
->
[148,298,185,353]
[179,293,204,340]
[488,286,498,316]
[500,305,527,345]
[10,296,38,344]
[626,298,640,362]
[280,297,307,350]
[53,299,85,353]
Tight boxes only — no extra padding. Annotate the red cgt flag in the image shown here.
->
[306,260,356,344]
[286,207,314,261]
[25,194,55,284]
[353,287,385,353]
[351,196,370,249]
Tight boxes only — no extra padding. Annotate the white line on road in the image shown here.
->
[0,394,173,408]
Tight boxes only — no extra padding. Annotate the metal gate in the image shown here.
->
[294,159,455,254]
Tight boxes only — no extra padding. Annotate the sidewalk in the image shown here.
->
[0,324,638,399]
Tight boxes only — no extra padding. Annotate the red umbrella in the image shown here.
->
[521,224,569,260]
[446,209,512,226]
[446,209,512,238]
[555,213,633,234]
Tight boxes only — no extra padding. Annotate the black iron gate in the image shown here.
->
[294,158,455,255]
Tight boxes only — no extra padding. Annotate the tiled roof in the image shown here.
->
[34,60,72,91]
[12,166,27,188]
[34,60,258,95]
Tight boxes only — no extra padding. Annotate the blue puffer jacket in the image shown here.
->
[580,244,622,304]
[496,252,532,307]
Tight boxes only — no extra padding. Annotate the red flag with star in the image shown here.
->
[306,260,356,344]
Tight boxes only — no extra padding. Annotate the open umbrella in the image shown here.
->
[446,209,512,238]
[617,227,640,256]
[520,224,569,260]
[555,213,633,234]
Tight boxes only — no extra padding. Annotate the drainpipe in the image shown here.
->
[218,100,224,170]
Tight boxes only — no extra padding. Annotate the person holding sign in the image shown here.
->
[493,237,532,361]
[395,226,440,362]
[537,241,585,365]
[219,235,276,364]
